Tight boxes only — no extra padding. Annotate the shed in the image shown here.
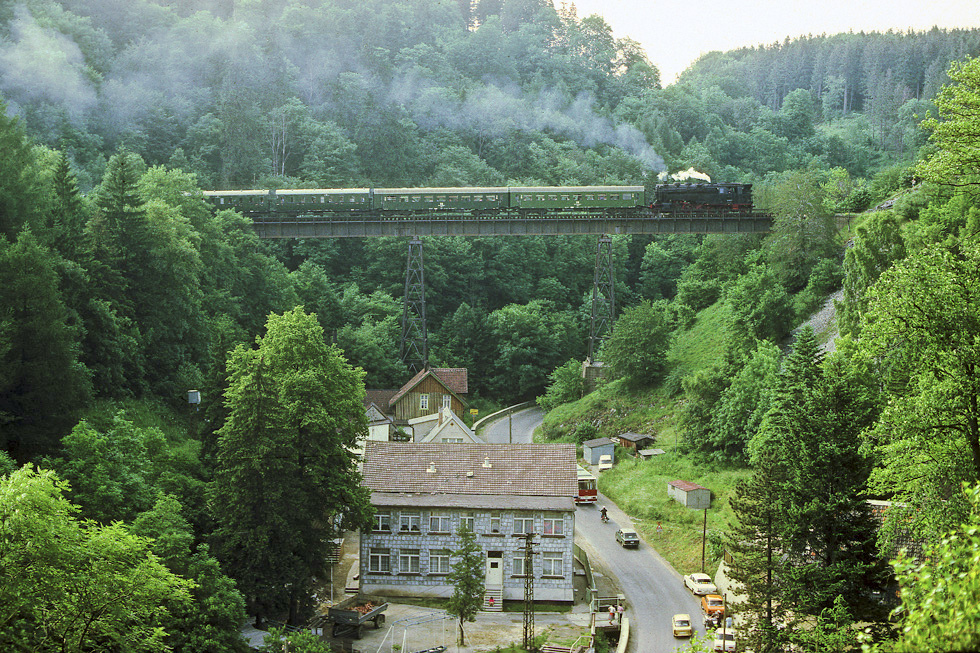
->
[582,437,616,465]
[667,479,711,509]
[616,432,656,453]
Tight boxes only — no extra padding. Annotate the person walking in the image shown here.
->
[608,605,615,623]
[617,603,624,623]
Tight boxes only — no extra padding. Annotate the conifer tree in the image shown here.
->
[447,525,485,646]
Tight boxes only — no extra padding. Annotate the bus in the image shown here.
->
[577,466,597,504]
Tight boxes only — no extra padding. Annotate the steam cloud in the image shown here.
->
[0,7,97,118]
[0,4,666,174]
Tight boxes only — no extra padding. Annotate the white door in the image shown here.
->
[486,553,503,586]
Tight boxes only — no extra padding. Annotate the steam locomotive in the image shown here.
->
[202,183,753,217]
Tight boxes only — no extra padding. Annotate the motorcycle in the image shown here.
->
[600,511,609,523]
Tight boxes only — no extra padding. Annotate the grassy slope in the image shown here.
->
[540,301,749,575]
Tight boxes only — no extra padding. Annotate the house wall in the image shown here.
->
[359,507,575,602]
[394,377,466,422]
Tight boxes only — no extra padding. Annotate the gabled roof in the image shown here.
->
[362,441,577,498]
[389,368,468,407]
[421,410,481,444]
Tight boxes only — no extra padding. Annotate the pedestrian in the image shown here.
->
[617,603,624,623]
[488,596,494,609]
[608,605,615,623]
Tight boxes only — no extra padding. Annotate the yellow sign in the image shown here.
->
[470,409,479,415]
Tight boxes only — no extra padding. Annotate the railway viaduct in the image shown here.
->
[246,208,774,373]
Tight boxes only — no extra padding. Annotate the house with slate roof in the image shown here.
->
[358,441,577,606]
[409,407,481,443]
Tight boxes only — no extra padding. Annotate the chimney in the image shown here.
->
[482,456,492,469]
[427,462,437,474]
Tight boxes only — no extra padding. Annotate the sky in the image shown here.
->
[560,0,980,84]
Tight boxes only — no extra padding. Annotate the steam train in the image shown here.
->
[202,183,753,217]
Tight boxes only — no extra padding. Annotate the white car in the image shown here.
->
[713,629,736,652]
[683,572,718,595]
[597,454,613,471]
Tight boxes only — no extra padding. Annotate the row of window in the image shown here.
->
[517,193,636,202]
[278,195,368,203]
[382,195,502,203]
[418,394,452,411]
[373,510,565,536]
[368,548,564,577]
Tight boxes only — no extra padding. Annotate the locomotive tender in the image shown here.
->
[202,183,753,217]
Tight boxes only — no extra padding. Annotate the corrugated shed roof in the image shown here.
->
[669,479,708,492]
[362,441,577,498]
[583,437,616,448]
[618,432,653,442]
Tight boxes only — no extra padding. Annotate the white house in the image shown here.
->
[668,479,711,509]
[409,407,481,444]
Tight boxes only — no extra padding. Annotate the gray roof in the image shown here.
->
[362,441,577,498]
[371,492,575,511]
[618,432,654,442]
[583,437,616,448]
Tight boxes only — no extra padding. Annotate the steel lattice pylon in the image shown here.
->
[520,533,537,652]
[400,237,428,375]
[588,235,615,362]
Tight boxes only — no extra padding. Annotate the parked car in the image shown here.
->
[713,629,736,652]
[615,528,639,548]
[672,613,694,638]
[597,454,613,471]
[701,593,725,616]
[684,572,718,595]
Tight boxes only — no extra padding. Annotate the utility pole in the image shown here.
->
[701,508,707,573]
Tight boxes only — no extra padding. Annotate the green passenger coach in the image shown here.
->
[378,187,509,212]
[509,186,644,209]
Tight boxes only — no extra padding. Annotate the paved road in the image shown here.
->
[482,406,543,443]
[496,407,709,652]
[576,495,707,653]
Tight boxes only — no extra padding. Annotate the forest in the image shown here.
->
[1,0,980,650]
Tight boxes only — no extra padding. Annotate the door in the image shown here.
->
[486,551,503,586]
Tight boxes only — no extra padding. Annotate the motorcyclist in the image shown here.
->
[600,506,608,522]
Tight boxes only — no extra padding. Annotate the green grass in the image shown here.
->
[539,300,749,575]
[79,397,194,444]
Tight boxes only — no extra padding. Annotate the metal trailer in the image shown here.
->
[328,593,388,639]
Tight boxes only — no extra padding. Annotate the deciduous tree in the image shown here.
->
[447,525,485,646]
[210,308,372,626]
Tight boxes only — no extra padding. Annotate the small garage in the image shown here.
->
[668,479,711,509]
[582,437,616,465]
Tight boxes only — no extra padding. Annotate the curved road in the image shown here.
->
[497,407,708,652]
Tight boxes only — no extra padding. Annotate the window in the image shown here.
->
[400,511,421,532]
[441,437,463,443]
[374,511,391,532]
[442,394,452,409]
[420,394,429,411]
[542,552,563,577]
[490,512,501,534]
[460,511,475,533]
[430,549,451,574]
[399,549,420,574]
[512,556,527,577]
[430,512,452,533]
[369,548,390,573]
[514,513,534,534]
[543,516,564,536]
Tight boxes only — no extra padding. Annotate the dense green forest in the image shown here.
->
[2,0,980,650]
